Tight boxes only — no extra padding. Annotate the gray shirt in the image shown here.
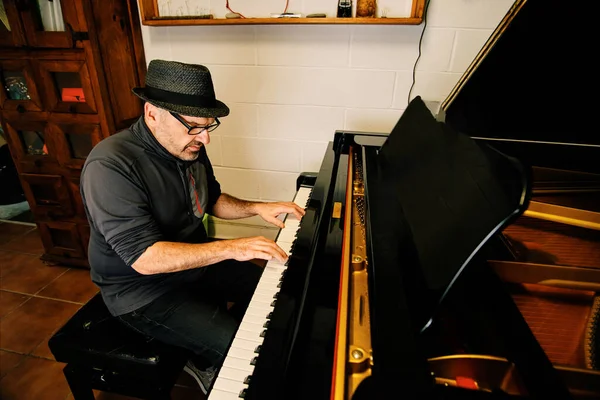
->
[80,117,221,316]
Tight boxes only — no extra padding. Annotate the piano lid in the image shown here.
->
[439,0,600,178]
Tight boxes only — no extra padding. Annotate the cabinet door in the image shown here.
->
[20,173,74,217]
[0,59,43,112]
[0,0,26,47]
[18,0,82,48]
[67,172,85,218]
[36,59,96,114]
[2,115,60,173]
[50,121,100,169]
[37,220,85,258]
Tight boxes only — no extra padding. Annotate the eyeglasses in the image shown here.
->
[170,112,220,135]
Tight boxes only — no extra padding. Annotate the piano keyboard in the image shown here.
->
[207,186,313,400]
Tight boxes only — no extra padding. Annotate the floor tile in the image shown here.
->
[0,297,80,354]
[30,336,56,361]
[0,356,71,400]
[0,350,25,380]
[0,255,68,294]
[0,250,37,279]
[0,228,45,254]
[0,291,30,319]
[37,268,99,304]
[0,224,34,246]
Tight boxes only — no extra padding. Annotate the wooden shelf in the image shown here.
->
[138,0,426,26]
[143,16,423,26]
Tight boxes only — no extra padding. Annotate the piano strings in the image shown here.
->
[331,147,373,400]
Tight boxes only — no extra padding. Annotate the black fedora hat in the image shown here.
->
[132,60,229,118]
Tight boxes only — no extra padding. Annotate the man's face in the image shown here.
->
[147,104,214,161]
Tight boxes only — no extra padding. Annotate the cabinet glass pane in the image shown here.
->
[31,184,59,204]
[50,228,75,248]
[52,72,85,103]
[0,1,10,32]
[66,133,93,159]
[18,130,48,155]
[32,0,65,32]
[1,70,31,100]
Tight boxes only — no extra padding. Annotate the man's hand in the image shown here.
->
[254,201,305,229]
[227,236,289,263]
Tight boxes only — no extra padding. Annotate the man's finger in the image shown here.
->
[254,239,288,262]
[264,244,287,263]
[277,203,305,220]
[267,216,284,229]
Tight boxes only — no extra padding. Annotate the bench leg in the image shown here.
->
[63,364,95,400]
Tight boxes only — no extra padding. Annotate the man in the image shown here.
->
[80,59,305,394]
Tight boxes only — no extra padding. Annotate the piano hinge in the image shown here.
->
[332,202,342,219]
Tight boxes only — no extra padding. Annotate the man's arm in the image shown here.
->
[212,193,305,228]
[129,193,307,275]
[132,236,288,275]
[83,161,289,276]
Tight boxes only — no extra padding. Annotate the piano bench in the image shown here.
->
[48,293,192,400]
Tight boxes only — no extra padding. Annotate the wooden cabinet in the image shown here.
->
[0,0,147,268]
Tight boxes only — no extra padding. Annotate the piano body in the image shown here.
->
[208,0,600,399]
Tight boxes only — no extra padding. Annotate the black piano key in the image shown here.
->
[260,330,267,337]
[263,321,270,328]
[270,300,277,307]
[239,388,247,398]
[267,312,273,319]
[254,345,261,353]
[244,376,252,385]
[251,356,258,365]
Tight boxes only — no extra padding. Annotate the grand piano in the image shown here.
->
[207,0,600,398]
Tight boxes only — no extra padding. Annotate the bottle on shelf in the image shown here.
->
[337,0,352,18]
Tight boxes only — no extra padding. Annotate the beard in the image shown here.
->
[179,140,203,161]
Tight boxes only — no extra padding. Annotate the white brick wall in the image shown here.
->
[139,0,515,236]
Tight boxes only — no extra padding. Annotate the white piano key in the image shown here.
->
[218,366,252,383]
[255,283,281,295]
[261,268,283,277]
[243,306,269,318]
[276,228,297,244]
[248,298,272,309]
[256,278,279,288]
[283,219,300,230]
[258,270,282,279]
[231,337,262,352]
[251,293,277,304]
[239,321,265,334]
[223,356,254,372]
[246,302,272,313]
[214,376,247,395]
[208,388,242,400]
[256,273,283,284]
[276,242,293,256]
[264,263,286,271]
[234,328,264,343]
[227,347,258,361]
[254,286,279,297]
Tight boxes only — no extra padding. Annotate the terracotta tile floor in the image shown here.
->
[0,222,205,400]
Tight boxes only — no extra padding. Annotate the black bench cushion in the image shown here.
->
[49,293,189,379]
